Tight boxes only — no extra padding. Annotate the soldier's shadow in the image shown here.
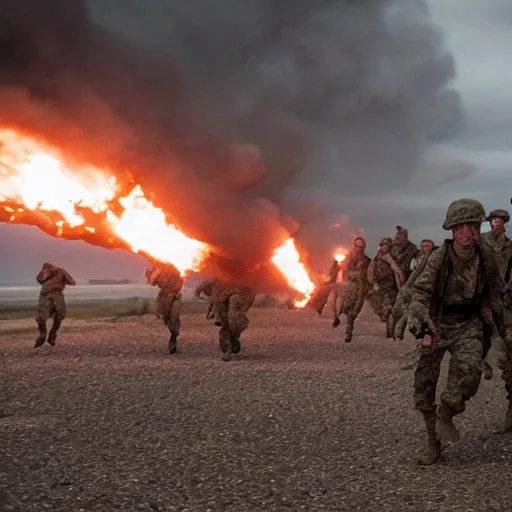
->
[438,431,511,466]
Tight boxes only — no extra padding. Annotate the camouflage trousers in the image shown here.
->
[367,285,397,321]
[36,292,67,339]
[333,281,367,333]
[308,283,334,315]
[213,288,255,353]
[414,317,483,415]
[156,290,183,335]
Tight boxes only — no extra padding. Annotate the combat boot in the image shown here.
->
[35,320,47,348]
[222,344,232,362]
[504,400,512,433]
[385,314,394,339]
[34,334,46,348]
[344,319,354,343]
[332,316,340,328]
[417,411,441,465]
[47,333,57,346]
[482,361,493,380]
[168,332,178,354]
[435,402,460,442]
[231,335,241,354]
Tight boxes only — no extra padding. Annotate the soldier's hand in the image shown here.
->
[372,283,380,293]
[505,327,512,345]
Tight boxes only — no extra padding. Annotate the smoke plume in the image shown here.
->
[0,0,461,273]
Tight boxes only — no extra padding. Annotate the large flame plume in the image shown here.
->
[0,128,207,275]
[271,238,315,308]
[0,128,317,299]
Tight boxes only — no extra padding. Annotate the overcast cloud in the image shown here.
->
[0,0,510,283]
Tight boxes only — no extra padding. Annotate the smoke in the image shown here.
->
[0,0,461,274]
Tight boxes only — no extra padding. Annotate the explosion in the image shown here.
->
[271,238,315,308]
[0,128,207,274]
[0,128,316,299]
[334,252,346,263]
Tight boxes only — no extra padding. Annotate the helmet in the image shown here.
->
[379,237,392,246]
[487,209,510,223]
[442,199,486,230]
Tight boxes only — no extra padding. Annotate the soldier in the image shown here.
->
[407,199,512,465]
[307,257,341,316]
[367,237,404,337]
[391,226,418,282]
[194,278,221,325]
[35,262,76,347]
[332,237,371,343]
[146,261,184,354]
[212,281,255,361]
[393,239,436,342]
[481,209,512,428]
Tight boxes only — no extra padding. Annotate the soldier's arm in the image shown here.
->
[380,253,405,288]
[407,247,444,319]
[367,260,375,283]
[194,280,209,298]
[487,258,512,338]
[36,264,54,284]
[61,269,76,286]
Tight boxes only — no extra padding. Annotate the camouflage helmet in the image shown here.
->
[442,199,486,230]
[379,237,392,246]
[487,209,510,223]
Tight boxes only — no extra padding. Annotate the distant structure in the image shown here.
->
[88,279,134,285]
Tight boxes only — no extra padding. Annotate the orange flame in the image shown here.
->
[334,252,346,263]
[272,238,315,308]
[0,128,207,274]
[0,128,317,294]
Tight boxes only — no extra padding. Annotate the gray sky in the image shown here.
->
[0,0,510,283]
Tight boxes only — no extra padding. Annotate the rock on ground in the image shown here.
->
[1,305,511,511]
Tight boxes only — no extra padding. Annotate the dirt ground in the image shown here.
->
[1,305,511,511]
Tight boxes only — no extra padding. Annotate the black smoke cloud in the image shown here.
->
[0,0,461,274]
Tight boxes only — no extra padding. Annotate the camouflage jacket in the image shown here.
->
[391,241,418,280]
[146,265,184,294]
[480,231,512,281]
[195,278,218,298]
[408,240,511,336]
[37,264,76,294]
[342,251,371,285]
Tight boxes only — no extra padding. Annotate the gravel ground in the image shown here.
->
[1,305,512,511]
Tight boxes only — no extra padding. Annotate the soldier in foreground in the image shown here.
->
[332,237,371,343]
[391,226,418,282]
[146,261,184,354]
[481,209,512,429]
[367,237,404,337]
[35,262,76,347]
[407,199,512,465]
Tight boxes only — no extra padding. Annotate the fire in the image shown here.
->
[0,127,317,295]
[272,238,315,308]
[334,252,346,263]
[0,128,207,274]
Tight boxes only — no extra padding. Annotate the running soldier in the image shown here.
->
[146,261,184,354]
[332,237,371,343]
[481,209,512,429]
[367,237,404,337]
[392,239,436,341]
[391,226,418,282]
[407,199,512,465]
[35,262,76,347]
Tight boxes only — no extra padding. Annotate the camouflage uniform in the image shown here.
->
[481,209,512,430]
[332,241,371,343]
[212,282,255,361]
[308,259,340,316]
[194,278,221,325]
[367,238,404,337]
[35,263,76,347]
[407,199,512,465]
[146,263,184,354]
[391,226,418,282]
[392,241,436,342]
